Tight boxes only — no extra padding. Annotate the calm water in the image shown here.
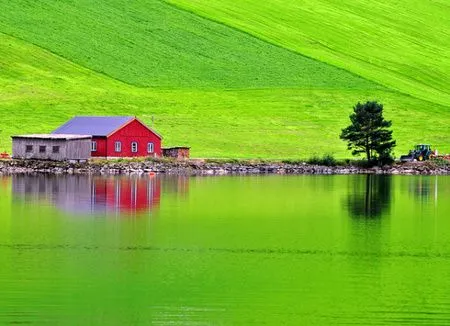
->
[1,174,450,325]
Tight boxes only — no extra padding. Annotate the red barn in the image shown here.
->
[52,116,162,158]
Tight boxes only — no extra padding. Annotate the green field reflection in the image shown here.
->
[0,174,449,325]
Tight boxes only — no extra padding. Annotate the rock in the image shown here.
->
[2,159,450,176]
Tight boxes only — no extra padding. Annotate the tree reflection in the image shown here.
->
[347,175,392,218]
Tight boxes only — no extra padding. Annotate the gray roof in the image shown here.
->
[12,134,91,140]
[162,146,190,149]
[52,116,135,136]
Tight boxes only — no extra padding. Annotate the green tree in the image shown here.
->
[340,101,396,163]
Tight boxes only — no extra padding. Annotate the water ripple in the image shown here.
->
[0,243,449,260]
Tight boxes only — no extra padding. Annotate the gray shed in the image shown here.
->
[162,147,190,160]
[12,134,92,161]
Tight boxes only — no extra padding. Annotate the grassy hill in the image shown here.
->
[169,0,450,107]
[0,0,449,159]
[0,0,376,89]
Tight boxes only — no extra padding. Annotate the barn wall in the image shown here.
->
[12,138,91,161]
[91,137,107,157]
[106,119,162,157]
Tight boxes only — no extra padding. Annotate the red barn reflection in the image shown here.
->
[0,177,9,190]
[11,174,166,216]
[91,176,161,214]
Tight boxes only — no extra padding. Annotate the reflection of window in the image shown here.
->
[52,146,60,154]
[147,142,154,153]
[25,183,32,193]
[131,142,138,153]
[91,141,97,152]
[39,146,46,153]
[38,179,45,193]
[25,145,33,153]
[115,141,121,152]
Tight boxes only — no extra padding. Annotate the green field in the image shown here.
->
[170,0,450,107]
[0,0,449,158]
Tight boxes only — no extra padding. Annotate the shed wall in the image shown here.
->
[12,138,91,161]
[66,138,92,160]
[162,148,190,160]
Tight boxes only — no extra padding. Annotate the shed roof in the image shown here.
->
[52,116,135,136]
[12,134,91,140]
[162,146,191,149]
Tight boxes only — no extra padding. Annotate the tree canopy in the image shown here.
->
[340,101,396,163]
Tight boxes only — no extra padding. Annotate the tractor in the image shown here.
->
[400,144,433,162]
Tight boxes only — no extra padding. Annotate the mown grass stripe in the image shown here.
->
[168,0,450,107]
[0,0,377,90]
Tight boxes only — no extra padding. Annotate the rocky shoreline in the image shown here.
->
[1,159,450,175]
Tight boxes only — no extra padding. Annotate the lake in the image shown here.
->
[0,174,449,325]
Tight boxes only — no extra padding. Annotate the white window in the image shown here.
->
[91,141,97,152]
[131,142,138,153]
[147,142,154,153]
[115,141,122,152]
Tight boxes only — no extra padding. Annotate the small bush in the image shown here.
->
[321,153,337,166]
[306,155,321,165]
[306,153,337,166]
[281,159,304,164]
[431,157,450,167]
[351,159,374,168]
[377,151,395,166]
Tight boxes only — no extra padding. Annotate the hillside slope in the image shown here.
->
[169,0,450,107]
[1,0,449,158]
[2,32,450,158]
[0,0,376,89]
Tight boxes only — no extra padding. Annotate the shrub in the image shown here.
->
[306,153,337,166]
[377,152,395,166]
[306,155,321,165]
[281,159,304,164]
[321,153,337,166]
[431,157,450,167]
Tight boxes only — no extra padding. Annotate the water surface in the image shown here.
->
[1,174,449,325]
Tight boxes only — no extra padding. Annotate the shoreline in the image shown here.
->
[1,159,450,176]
